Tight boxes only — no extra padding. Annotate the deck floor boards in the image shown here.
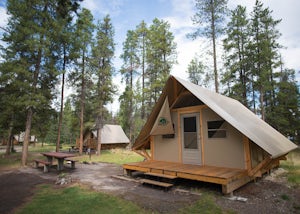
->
[123,161,246,185]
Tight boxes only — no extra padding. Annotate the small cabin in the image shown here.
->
[77,124,130,150]
[123,76,297,194]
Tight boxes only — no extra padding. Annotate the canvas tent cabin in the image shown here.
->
[76,124,130,150]
[13,132,37,145]
[123,76,297,194]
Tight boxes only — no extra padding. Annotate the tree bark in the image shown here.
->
[211,1,219,93]
[79,52,85,155]
[97,125,102,156]
[22,107,33,166]
[56,46,67,152]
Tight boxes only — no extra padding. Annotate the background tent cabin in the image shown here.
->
[123,75,298,194]
[76,124,130,151]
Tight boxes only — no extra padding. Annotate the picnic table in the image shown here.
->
[41,152,76,171]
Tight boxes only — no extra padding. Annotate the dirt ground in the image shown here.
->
[0,162,299,214]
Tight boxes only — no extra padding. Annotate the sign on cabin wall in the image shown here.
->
[150,97,175,136]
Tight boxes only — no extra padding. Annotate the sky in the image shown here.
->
[0,0,300,113]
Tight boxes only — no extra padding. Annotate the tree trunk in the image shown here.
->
[56,46,67,152]
[260,86,265,121]
[141,35,145,120]
[211,0,219,93]
[5,120,13,155]
[22,107,33,166]
[97,126,102,156]
[96,115,103,156]
[79,53,85,155]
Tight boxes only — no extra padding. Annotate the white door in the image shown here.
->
[181,113,202,165]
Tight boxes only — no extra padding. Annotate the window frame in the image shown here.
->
[207,120,227,139]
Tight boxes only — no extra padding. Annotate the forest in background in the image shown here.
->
[0,0,299,165]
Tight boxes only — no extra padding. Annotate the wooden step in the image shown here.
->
[144,172,177,179]
[140,179,174,188]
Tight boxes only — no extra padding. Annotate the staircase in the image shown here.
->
[140,172,177,190]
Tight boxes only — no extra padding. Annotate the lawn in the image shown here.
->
[15,185,148,214]
[75,148,144,165]
[0,144,143,169]
[280,148,300,186]
[1,144,299,213]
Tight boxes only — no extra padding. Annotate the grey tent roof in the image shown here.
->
[133,76,297,159]
[92,125,130,144]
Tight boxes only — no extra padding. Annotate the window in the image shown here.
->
[207,120,226,138]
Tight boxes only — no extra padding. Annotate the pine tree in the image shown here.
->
[135,21,148,120]
[55,0,81,152]
[90,15,116,155]
[187,56,206,86]
[145,18,177,114]
[222,5,250,106]
[69,8,94,155]
[188,0,228,93]
[2,0,60,165]
[120,30,139,144]
[266,69,300,142]
[249,0,282,120]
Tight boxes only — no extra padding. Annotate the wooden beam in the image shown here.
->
[177,172,227,185]
[222,176,252,194]
[248,156,271,177]
[150,136,154,160]
[177,111,182,163]
[200,109,205,165]
[243,136,251,172]
[172,105,207,114]
[123,164,150,173]
[170,88,188,109]
[133,149,151,160]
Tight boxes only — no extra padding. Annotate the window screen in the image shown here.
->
[207,120,226,138]
[183,116,198,149]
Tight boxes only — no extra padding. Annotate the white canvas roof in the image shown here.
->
[133,76,297,158]
[175,77,297,158]
[92,124,130,144]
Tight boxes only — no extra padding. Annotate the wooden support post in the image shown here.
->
[222,176,252,195]
[248,157,271,177]
[243,136,251,173]
[123,168,132,177]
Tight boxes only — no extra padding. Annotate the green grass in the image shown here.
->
[76,149,144,165]
[16,185,234,214]
[16,185,148,214]
[28,144,56,152]
[0,144,143,169]
[280,148,300,186]
[0,152,22,169]
[178,193,233,214]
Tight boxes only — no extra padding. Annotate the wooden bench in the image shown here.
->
[140,178,174,189]
[65,159,78,169]
[34,159,51,173]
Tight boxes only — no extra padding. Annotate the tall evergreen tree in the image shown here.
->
[135,21,148,120]
[266,69,300,142]
[90,15,116,155]
[120,30,139,143]
[2,0,60,165]
[55,0,81,152]
[222,5,250,106]
[249,0,282,120]
[188,0,228,93]
[69,8,94,155]
[145,18,177,114]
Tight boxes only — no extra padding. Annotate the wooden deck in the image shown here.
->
[123,161,251,194]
